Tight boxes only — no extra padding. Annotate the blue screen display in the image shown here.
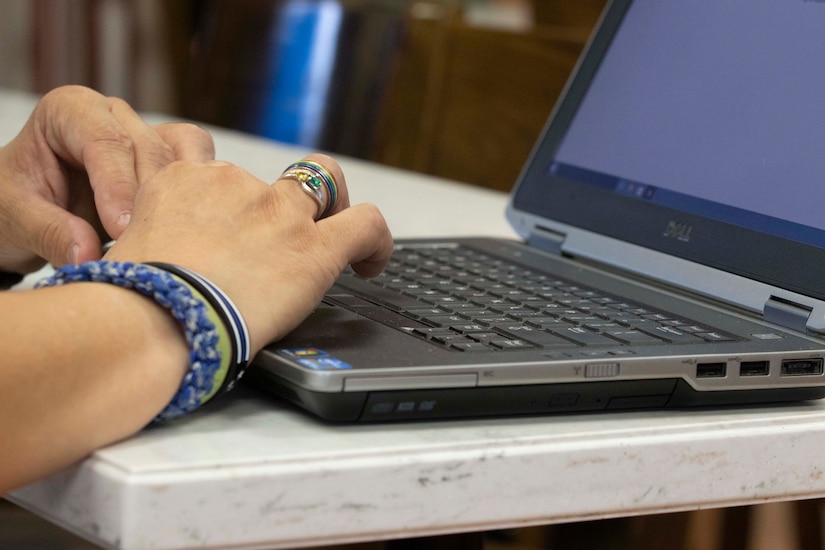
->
[554,0,825,246]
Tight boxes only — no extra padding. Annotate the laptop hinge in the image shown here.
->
[527,226,567,256]
[763,296,813,333]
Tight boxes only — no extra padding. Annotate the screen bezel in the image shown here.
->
[510,0,825,300]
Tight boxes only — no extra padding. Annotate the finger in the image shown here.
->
[37,89,174,239]
[153,123,216,162]
[271,153,351,220]
[270,173,321,221]
[105,96,177,186]
[316,202,394,277]
[96,98,181,230]
[37,87,188,240]
[37,87,142,238]
[304,153,350,214]
[18,197,103,267]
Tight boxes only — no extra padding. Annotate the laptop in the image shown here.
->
[246,0,825,422]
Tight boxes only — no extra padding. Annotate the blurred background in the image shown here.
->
[0,0,604,192]
[1,2,824,549]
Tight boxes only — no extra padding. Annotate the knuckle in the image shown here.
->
[142,140,177,169]
[259,184,289,218]
[160,158,197,175]
[41,84,95,105]
[161,159,246,185]
[155,122,216,160]
[177,122,214,144]
[105,95,132,112]
[90,125,135,156]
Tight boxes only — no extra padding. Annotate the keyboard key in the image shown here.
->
[648,326,704,344]
[697,331,737,342]
[406,307,450,317]
[476,316,514,325]
[424,315,471,326]
[604,329,665,345]
[432,334,475,346]
[466,332,504,342]
[488,339,535,350]
[449,323,489,333]
[503,327,578,348]
[451,342,493,352]
[583,321,624,331]
[412,327,454,338]
[553,327,620,346]
[337,277,423,310]
[525,318,576,330]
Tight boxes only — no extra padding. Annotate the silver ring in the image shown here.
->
[280,161,338,220]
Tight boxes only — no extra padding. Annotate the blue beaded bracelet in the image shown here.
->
[36,261,226,421]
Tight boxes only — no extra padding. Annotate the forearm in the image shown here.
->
[0,283,188,493]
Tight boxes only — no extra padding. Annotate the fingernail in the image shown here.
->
[118,211,132,228]
[68,244,80,265]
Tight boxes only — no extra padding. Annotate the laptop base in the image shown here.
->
[245,369,825,423]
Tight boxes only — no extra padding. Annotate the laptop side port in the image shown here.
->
[697,362,726,378]
[780,358,824,377]
[739,360,770,377]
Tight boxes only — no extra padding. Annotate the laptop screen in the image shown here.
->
[512,0,825,297]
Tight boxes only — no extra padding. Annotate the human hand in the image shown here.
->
[0,85,215,274]
[104,154,394,353]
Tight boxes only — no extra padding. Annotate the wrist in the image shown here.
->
[36,261,250,420]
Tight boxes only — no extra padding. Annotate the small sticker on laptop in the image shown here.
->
[277,348,329,359]
[296,357,353,370]
[277,349,352,370]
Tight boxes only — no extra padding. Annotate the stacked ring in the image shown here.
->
[280,160,339,220]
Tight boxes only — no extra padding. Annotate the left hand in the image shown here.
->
[0,85,215,274]
[104,154,393,353]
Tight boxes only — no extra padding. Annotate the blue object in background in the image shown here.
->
[186,0,404,158]
[254,0,343,146]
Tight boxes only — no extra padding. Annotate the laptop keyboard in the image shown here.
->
[330,245,738,353]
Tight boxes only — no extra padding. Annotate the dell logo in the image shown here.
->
[663,220,693,242]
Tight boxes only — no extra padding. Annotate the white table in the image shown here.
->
[5,88,825,549]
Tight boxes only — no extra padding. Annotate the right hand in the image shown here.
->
[104,154,394,353]
[0,85,215,274]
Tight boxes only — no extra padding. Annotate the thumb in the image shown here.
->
[20,199,104,267]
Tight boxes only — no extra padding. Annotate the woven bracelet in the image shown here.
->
[36,261,229,421]
[147,262,252,393]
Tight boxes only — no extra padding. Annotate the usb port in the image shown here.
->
[697,362,726,378]
[781,359,824,377]
[739,361,770,377]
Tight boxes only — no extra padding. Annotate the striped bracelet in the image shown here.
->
[35,261,249,421]
[147,262,252,393]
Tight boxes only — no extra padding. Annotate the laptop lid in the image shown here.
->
[507,0,825,331]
